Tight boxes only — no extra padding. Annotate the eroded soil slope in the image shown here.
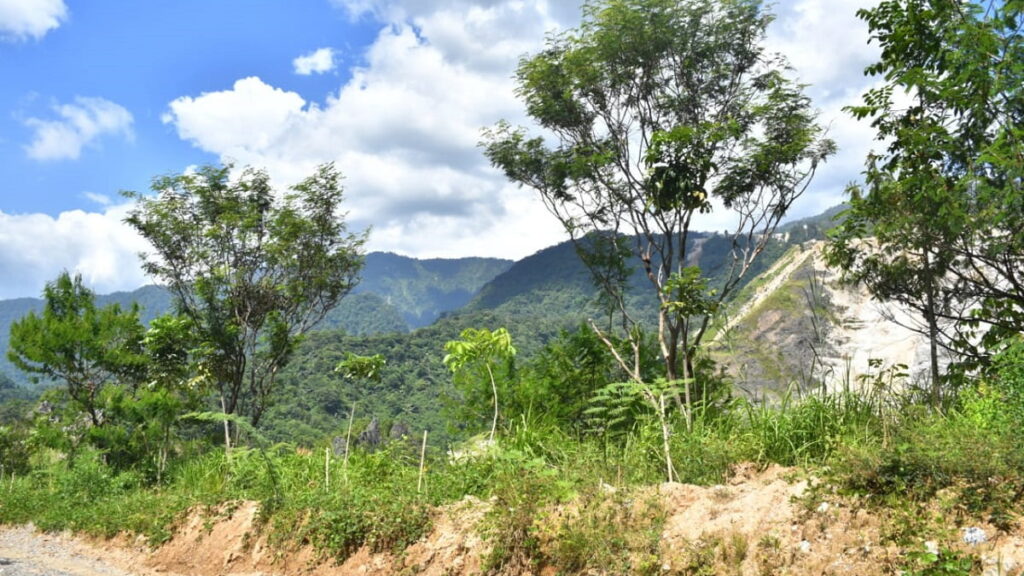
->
[3,466,1023,575]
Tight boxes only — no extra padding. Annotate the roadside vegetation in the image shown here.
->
[2,333,1023,574]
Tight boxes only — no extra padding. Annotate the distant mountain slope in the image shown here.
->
[464,231,789,329]
[465,240,598,316]
[776,203,848,244]
[709,241,936,398]
[355,253,512,329]
[0,254,512,386]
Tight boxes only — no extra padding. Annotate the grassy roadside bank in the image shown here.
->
[2,368,1023,575]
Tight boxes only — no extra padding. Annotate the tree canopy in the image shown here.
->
[827,0,1024,386]
[483,0,834,420]
[444,327,516,443]
[7,272,146,427]
[124,163,366,428]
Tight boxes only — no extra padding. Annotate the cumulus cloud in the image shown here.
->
[163,3,573,260]
[0,204,150,300]
[293,47,337,75]
[163,0,884,258]
[0,0,67,41]
[24,97,134,161]
[164,77,309,160]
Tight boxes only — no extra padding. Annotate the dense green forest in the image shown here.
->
[0,228,795,443]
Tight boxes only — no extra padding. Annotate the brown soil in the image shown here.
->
[5,465,1024,575]
[144,496,493,576]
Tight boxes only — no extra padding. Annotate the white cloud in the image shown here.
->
[0,204,150,300]
[164,3,572,260]
[164,77,309,161]
[163,0,884,259]
[24,97,134,161]
[293,47,337,75]
[82,191,112,206]
[0,0,67,41]
[765,0,882,222]
[767,0,879,100]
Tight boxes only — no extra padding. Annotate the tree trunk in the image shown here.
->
[923,251,942,407]
[662,313,689,419]
[486,364,499,444]
[221,394,232,460]
[926,297,941,407]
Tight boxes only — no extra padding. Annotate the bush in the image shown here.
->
[480,450,561,574]
[0,424,31,476]
[837,386,1024,530]
[990,336,1024,425]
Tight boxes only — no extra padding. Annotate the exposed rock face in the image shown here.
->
[711,242,943,398]
[358,417,382,448]
[389,421,410,441]
[814,245,951,392]
[331,435,347,457]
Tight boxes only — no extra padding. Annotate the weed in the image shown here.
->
[547,488,666,575]
[902,545,980,576]
[681,537,719,576]
[755,534,785,576]
[723,532,749,574]
[479,451,553,574]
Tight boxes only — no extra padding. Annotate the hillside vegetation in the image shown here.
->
[0,230,793,446]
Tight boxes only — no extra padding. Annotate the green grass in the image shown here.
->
[1,373,1022,572]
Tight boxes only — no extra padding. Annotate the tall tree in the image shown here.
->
[827,0,1024,388]
[125,163,366,430]
[483,0,833,423]
[7,272,146,427]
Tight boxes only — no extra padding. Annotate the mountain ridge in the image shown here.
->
[0,252,513,386]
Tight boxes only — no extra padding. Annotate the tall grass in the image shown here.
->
[739,384,882,466]
[2,376,1021,569]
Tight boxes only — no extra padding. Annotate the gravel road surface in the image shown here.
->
[0,526,142,576]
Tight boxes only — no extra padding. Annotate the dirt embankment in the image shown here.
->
[4,466,1024,575]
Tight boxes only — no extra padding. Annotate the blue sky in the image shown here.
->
[0,0,880,299]
[2,2,372,214]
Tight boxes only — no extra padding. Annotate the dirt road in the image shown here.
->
[0,525,147,576]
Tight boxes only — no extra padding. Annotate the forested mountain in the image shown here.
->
[465,231,789,325]
[263,228,809,445]
[348,253,513,329]
[0,214,831,442]
[0,254,511,387]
